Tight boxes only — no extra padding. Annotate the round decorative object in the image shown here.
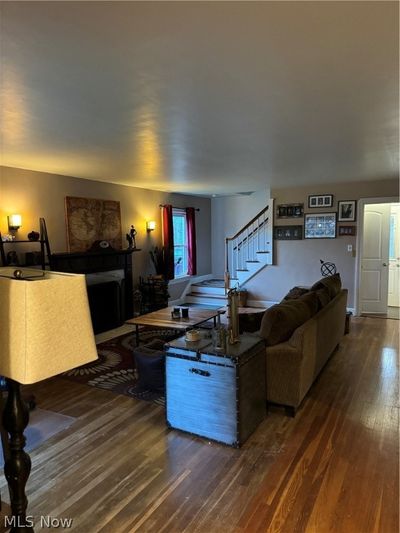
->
[320,259,337,277]
[99,240,110,249]
[185,329,201,342]
[27,231,40,241]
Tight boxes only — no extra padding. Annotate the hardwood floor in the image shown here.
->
[0,317,398,532]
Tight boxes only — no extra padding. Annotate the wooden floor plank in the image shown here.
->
[0,316,397,532]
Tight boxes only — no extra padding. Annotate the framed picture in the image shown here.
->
[338,225,356,236]
[308,194,333,208]
[304,213,336,239]
[274,225,303,240]
[276,203,303,218]
[338,200,356,222]
[65,196,122,252]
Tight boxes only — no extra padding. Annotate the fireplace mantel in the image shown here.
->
[50,248,140,274]
[50,248,140,332]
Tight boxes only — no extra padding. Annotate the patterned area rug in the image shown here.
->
[61,328,178,406]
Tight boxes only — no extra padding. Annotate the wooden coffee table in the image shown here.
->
[126,306,223,345]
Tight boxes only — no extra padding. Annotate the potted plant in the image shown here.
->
[149,246,169,281]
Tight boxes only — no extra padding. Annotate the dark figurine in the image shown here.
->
[126,225,137,249]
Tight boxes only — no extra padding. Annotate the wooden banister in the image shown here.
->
[226,205,269,241]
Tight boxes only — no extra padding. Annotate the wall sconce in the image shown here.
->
[8,214,22,231]
[146,221,156,232]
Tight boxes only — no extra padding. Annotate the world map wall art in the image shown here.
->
[65,196,122,252]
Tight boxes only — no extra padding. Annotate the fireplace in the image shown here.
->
[50,249,139,333]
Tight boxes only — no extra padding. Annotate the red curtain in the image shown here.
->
[186,207,197,276]
[162,204,175,280]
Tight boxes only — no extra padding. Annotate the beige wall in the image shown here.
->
[244,179,399,307]
[0,166,211,290]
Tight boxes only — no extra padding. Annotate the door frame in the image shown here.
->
[355,196,398,316]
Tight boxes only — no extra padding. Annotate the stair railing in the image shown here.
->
[224,203,273,288]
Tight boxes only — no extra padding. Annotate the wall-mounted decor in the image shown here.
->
[308,194,333,208]
[338,200,356,222]
[304,213,336,239]
[338,225,356,236]
[65,196,122,252]
[276,204,304,218]
[274,225,303,240]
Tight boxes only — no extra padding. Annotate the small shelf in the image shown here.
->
[0,219,51,270]
[2,240,45,244]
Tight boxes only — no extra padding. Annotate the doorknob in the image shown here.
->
[382,263,388,267]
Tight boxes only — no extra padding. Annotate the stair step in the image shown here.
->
[191,286,226,296]
[186,292,227,300]
[191,279,225,288]
[185,293,228,306]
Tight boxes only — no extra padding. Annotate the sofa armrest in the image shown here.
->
[287,317,317,352]
[266,342,303,407]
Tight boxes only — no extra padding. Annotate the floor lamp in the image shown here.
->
[0,267,98,532]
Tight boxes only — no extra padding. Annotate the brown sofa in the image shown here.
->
[258,274,348,415]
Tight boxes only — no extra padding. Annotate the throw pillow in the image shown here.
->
[282,286,309,301]
[311,273,342,299]
[298,291,319,315]
[260,298,315,346]
[314,287,331,309]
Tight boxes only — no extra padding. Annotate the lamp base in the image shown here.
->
[3,379,33,533]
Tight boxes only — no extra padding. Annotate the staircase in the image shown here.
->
[185,202,273,307]
[225,202,273,286]
[185,279,229,307]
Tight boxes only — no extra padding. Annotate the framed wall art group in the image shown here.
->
[274,195,357,241]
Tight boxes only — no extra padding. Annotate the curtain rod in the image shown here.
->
[159,204,200,211]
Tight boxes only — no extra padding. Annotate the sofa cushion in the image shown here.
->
[260,297,316,346]
[311,273,342,299]
[314,287,331,309]
[282,286,309,301]
[298,291,319,315]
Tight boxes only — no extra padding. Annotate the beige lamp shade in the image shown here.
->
[0,268,98,384]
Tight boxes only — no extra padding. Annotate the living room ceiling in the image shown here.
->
[0,1,398,196]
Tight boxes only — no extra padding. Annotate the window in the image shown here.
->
[173,209,188,277]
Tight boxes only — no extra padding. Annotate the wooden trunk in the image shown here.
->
[165,333,266,447]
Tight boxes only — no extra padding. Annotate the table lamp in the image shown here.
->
[0,267,98,532]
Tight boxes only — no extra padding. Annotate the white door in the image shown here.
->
[388,205,400,307]
[360,204,390,314]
